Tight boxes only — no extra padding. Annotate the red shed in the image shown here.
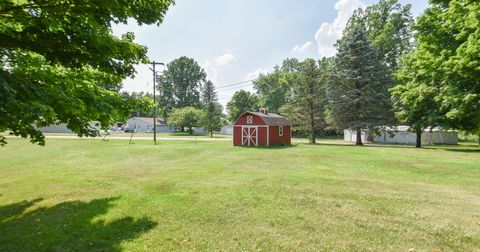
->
[233,109,291,147]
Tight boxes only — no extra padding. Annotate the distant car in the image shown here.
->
[125,128,134,133]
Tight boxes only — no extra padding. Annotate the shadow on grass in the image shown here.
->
[306,142,356,147]
[438,147,480,153]
[0,197,157,251]
[304,142,480,150]
[235,144,297,150]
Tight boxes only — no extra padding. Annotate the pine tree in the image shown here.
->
[327,25,392,145]
[202,102,223,137]
[200,80,222,137]
[202,80,217,105]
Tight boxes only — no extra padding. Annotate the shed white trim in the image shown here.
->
[267,125,270,147]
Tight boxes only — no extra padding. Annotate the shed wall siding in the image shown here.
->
[269,126,291,145]
[233,126,242,146]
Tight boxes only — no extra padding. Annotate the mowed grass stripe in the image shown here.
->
[0,139,479,251]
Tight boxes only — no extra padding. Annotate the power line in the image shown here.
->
[149,78,257,95]
[216,79,256,89]
[216,82,254,93]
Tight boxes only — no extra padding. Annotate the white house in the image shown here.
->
[344,126,458,145]
[39,121,102,134]
[125,117,173,133]
[220,125,233,135]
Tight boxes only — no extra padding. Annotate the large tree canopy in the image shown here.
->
[416,0,478,131]
[0,0,174,145]
[157,56,207,117]
[391,0,480,147]
[347,0,413,73]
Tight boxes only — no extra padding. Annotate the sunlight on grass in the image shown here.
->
[0,139,479,251]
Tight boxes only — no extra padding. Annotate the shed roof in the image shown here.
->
[237,112,291,126]
[380,126,454,132]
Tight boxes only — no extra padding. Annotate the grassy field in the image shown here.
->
[0,139,479,251]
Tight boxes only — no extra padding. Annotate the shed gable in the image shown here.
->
[234,113,266,126]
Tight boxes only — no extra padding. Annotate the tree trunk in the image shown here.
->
[188,127,193,135]
[210,130,213,138]
[181,126,185,132]
[416,131,422,148]
[311,127,316,144]
[477,133,480,146]
[356,128,363,146]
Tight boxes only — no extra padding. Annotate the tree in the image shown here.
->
[157,57,207,117]
[390,54,443,148]
[0,0,173,145]
[280,58,328,144]
[202,80,217,105]
[167,107,204,135]
[200,79,222,137]
[254,70,290,113]
[280,58,302,73]
[253,59,301,113]
[327,25,392,146]
[392,0,480,137]
[202,102,223,137]
[346,0,414,73]
[226,90,259,122]
[124,92,156,118]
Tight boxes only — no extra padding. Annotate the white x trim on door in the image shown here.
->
[241,126,258,146]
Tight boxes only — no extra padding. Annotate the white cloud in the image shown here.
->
[292,41,313,53]
[203,51,236,81]
[215,52,235,66]
[314,0,367,57]
[244,68,269,81]
[203,60,218,81]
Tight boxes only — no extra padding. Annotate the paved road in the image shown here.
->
[5,135,352,145]
[5,135,231,141]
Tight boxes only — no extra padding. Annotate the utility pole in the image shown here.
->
[150,61,165,145]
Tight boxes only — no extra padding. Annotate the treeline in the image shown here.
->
[226,0,480,147]
[4,0,476,147]
[130,57,226,136]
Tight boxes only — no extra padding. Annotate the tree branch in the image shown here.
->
[0,1,65,15]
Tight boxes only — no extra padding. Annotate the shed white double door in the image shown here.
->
[241,126,258,146]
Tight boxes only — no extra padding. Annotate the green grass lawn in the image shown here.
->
[39,132,232,139]
[0,139,479,251]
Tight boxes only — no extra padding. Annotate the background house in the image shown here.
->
[344,126,458,145]
[39,122,102,134]
[221,125,233,135]
[125,117,173,133]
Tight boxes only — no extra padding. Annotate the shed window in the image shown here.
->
[246,116,253,124]
[279,126,284,136]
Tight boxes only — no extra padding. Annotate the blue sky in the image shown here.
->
[113,0,429,107]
